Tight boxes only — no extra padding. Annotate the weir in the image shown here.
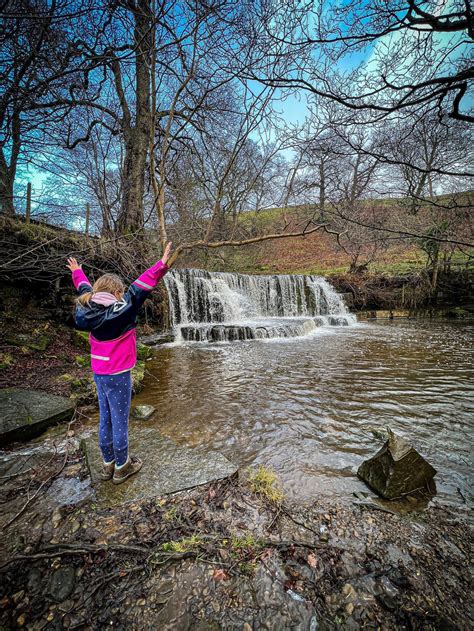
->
[164,269,355,342]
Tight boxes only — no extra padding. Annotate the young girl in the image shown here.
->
[67,242,172,484]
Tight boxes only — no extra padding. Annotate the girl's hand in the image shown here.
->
[66,257,82,272]
[161,242,173,264]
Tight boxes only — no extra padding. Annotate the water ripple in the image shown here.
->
[130,318,474,505]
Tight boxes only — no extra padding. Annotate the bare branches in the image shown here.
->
[168,222,327,267]
[246,1,473,123]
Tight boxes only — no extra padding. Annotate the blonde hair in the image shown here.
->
[77,273,125,307]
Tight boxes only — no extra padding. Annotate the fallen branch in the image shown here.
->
[167,222,327,266]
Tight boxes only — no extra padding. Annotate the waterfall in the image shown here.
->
[164,269,355,342]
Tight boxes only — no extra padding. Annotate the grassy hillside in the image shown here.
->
[182,195,473,276]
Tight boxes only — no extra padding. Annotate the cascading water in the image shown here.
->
[164,269,356,342]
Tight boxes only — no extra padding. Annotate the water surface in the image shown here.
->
[132,319,473,505]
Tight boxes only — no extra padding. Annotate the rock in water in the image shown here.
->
[132,404,155,420]
[357,430,436,499]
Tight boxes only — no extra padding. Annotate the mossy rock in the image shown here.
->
[71,329,90,349]
[5,332,51,352]
[71,376,92,391]
[69,374,96,404]
[132,361,146,394]
[75,354,88,367]
[446,307,470,318]
[137,342,153,361]
[0,353,13,370]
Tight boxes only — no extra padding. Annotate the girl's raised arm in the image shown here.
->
[67,257,92,291]
[132,242,172,292]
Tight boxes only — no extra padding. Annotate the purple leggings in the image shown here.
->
[93,371,132,466]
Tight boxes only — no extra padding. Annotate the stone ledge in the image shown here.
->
[0,388,75,445]
[81,426,238,506]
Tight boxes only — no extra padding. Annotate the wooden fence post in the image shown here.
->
[25,182,31,223]
[85,203,90,236]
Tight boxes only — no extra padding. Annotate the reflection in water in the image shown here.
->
[131,319,473,505]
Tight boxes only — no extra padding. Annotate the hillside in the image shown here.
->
[180,195,473,276]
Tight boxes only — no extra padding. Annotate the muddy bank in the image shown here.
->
[0,425,471,630]
[0,290,154,403]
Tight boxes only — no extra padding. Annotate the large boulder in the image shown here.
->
[0,388,75,445]
[357,430,436,499]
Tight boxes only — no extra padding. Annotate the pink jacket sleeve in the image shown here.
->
[133,260,169,291]
[72,268,92,291]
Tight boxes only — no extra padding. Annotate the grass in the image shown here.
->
[0,353,14,370]
[230,532,259,552]
[161,535,202,553]
[238,192,474,225]
[163,506,178,522]
[248,465,284,503]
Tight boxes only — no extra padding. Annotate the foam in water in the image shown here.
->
[164,269,355,342]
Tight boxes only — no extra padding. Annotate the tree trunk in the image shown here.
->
[318,158,326,222]
[116,0,152,234]
[431,248,440,297]
[0,151,15,216]
[0,120,19,215]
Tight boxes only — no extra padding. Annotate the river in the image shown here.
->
[132,318,473,506]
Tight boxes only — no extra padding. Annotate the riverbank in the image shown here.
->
[0,422,471,630]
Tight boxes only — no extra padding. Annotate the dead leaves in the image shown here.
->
[212,568,229,582]
[307,552,317,568]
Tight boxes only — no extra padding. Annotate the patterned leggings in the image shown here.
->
[93,371,132,466]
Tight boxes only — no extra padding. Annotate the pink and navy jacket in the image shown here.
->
[71,261,168,375]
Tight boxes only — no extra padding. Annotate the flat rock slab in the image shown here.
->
[0,388,75,445]
[82,426,238,506]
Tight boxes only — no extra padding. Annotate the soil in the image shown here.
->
[0,319,89,399]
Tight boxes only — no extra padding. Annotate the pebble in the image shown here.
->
[243,624,252,631]
[342,583,357,600]
[64,463,82,476]
[70,520,81,534]
[51,508,62,529]
[48,567,76,602]
[132,404,155,420]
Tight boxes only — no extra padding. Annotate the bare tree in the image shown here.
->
[247,0,473,123]
[0,0,87,215]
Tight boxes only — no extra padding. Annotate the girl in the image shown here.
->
[67,242,172,484]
